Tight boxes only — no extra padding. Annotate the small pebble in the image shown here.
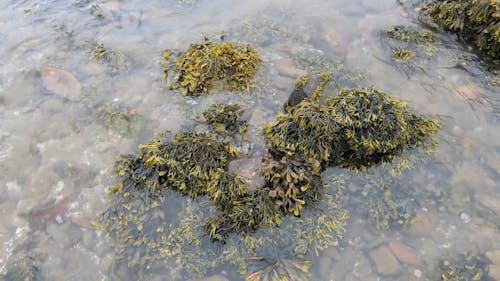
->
[186,99,198,105]
[55,214,64,224]
[414,269,422,278]
[460,212,471,224]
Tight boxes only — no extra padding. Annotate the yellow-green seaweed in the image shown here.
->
[264,79,441,171]
[424,0,500,62]
[163,39,261,96]
[202,103,248,136]
[439,252,488,281]
[99,118,347,279]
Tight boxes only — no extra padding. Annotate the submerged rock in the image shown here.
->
[369,245,402,276]
[227,155,264,193]
[40,66,82,101]
[486,250,500,265]
[489,265,500,281]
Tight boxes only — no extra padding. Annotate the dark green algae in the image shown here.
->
[424,0,500,63]
[265,75,441,172]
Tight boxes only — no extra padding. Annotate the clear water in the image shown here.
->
[0,0,499,280]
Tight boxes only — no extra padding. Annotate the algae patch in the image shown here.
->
[89,42,129,72]
[381,25,438,75]
[438,252,488,281]
[98,103,347,280]
[423,0,500,63]
[265,76,441,171]
[163,39,261,96]
[202,103,248,136]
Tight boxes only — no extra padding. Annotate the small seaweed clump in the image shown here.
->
[116,131,237,196]
[339,168,421,231]
[163,39,261,96]
[2,249,46,281]
[265,76,441,170]
[97,103,144,136]
[202,103,248,136]
[439,253,488,281]
[382,25,438,75]
[89,41,129,72]
[423,0,500,62]
[261,149,324,216]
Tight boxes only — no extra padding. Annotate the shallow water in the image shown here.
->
[0,0,499,280]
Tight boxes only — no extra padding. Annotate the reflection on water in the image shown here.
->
[0,0,498,280]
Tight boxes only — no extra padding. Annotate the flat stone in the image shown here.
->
[46,222,83,248]
[407,209,435,237]
[369,245,401,276]
[275,58,307,78]
[489,265,500,281]
[486,250,500,265]
[248,109,268,128]
[228,156,264,193]
[40,66,82,101]
[387,240,422,268]
[449,163,496,189]
[476,194,500,216]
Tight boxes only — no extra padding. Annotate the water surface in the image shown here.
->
[0,0,499,280]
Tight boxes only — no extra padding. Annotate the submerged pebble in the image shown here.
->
[45,222,83,248]
[6,181,22,200]
[368,245,402,276]
[459,212,471,224]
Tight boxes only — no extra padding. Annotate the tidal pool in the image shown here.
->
[0,0,499,280]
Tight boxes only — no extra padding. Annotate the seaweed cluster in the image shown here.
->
[98,103,144,135]
[2,249,46,281]
[205,148,328,242]
[99,131,237,270]
[261,149,324,216]
[202,103,248,136]
[115,131,237,196]
[99,100,348,280]
[423,0,500,62]
[163,39,261,96]
[337,167,422,231]
[265,76,441,171]
[438,253,488,281]
[381,25,438,75]
[90,42,129,71]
